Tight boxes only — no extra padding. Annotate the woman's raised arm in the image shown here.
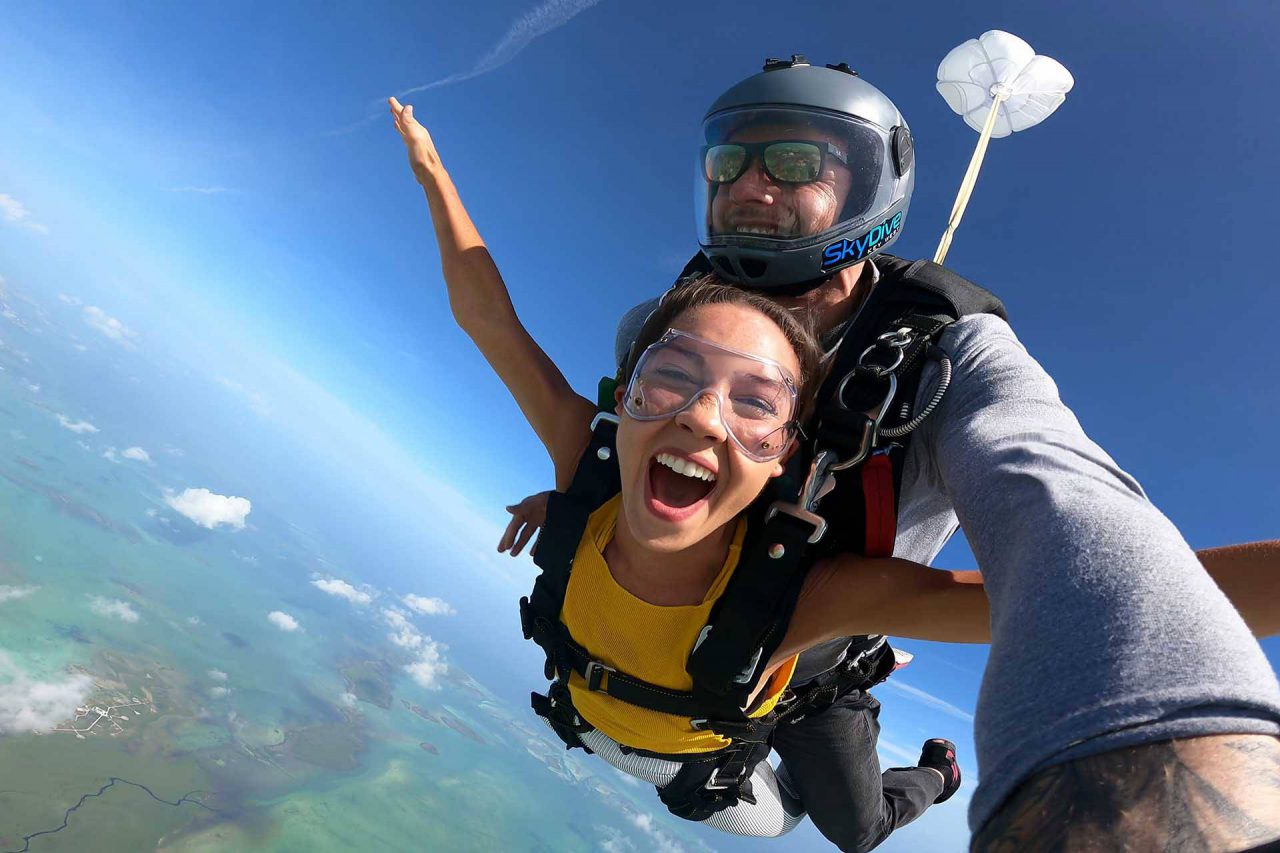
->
[390,98,595,485]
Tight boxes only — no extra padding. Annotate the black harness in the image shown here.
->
[520,255,1006,821]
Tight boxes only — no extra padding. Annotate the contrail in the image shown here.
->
[397,0,605,96]
[881,679,976,723]
[325,0,603,136]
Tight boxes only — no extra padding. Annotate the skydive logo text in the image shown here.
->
[821,212,903,268]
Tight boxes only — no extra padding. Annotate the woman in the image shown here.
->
[389,96,995,837]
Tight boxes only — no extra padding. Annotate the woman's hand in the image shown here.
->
[389,97,444,185]
[499,491,551,557]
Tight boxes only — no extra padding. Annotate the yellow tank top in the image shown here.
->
[561,495,797,754]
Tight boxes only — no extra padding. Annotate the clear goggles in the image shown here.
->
[696,107,892,245]
[623,330,800,462]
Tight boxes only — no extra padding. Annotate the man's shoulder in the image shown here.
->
[937,311,1021,355]
[615,296,662,368]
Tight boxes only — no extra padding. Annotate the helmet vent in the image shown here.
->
[739,258,768,280]
[763,54,809,72]
[712,256,737,278]
[825,62,859,77]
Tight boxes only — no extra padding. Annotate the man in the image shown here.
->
[618,57,1280,850]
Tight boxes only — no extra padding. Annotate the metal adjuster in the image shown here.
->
[765,449,838,543]
[704,763,750,791]
[584,660,615,692]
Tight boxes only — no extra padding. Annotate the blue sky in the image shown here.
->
[2,0,1278,849]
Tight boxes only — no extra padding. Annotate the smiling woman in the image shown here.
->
[387,96,999,836]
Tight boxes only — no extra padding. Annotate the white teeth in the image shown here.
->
[736,226,776,236]
[655,453,716,482]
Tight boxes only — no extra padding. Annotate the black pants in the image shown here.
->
[773,689,944,853]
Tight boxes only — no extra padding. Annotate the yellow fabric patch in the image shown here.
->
[562,495,797,754]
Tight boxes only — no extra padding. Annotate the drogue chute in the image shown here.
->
[933,30,1074,264]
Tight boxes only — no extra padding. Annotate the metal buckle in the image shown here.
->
[705,764,750,791]
[584,660,615,692]
[765,450,837,544]
[590,411,620,431]
[857,327,915,377]
[829,372,898,472]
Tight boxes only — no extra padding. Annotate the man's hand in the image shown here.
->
[498,491,551,558]
[389,97,444,186]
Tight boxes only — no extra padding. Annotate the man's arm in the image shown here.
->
[972,734,1280,851]
[921,314,1280,836]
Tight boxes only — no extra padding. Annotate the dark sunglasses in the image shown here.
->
[702,140,849,185]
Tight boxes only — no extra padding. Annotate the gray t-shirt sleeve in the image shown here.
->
[919,314,1280,832]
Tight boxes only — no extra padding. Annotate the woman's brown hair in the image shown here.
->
[621,274,826,424]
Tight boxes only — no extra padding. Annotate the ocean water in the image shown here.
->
[0,283,712,851]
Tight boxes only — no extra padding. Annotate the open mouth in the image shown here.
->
[645,452,717,522]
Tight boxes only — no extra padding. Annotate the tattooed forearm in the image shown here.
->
[971,734,1280,852]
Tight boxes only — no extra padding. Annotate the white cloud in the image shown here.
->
[0,652,93,733]
[0,193,49,235]
[186,616,201,626]
[57,293,82,306]
[267,610,300,632]
[404,639,448,690]
[164,487,251,530]
[209,686,230,698]
[398,0,603,96]
[102,447,119,463]
[597,827,636,853]
[0,585,38,604]
[121,446,151,463]
[82,306,137,345]
[339,691,359,708]
[385,607,423,650]
[881,680,975,723]
[88,595,140,623]
[207,669,228,682]
[382,608,448,689]
[214,376,270,417]
[311,578,373,605]
[626,813,684,853]
[56,414,98,434]
[401,593,455,616]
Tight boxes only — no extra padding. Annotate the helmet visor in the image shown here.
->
[697,107,890,247]
[624,330,799,462]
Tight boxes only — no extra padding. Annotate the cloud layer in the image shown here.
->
[56,414,99,434]
[88,595,140,623]
[267,610,301,631]
[164,487,252,530]
[0,585,38,604]
[312,578,374,605]
[401,593,455,616]
[82,306,137,345]
[0,193,49,235]
[382,608,448,689]
[0,652,93,733]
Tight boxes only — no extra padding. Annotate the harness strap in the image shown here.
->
[861,452,897,559]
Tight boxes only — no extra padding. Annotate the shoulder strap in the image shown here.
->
[685,256,1006,695]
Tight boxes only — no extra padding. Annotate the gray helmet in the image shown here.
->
[696,56,915,291]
